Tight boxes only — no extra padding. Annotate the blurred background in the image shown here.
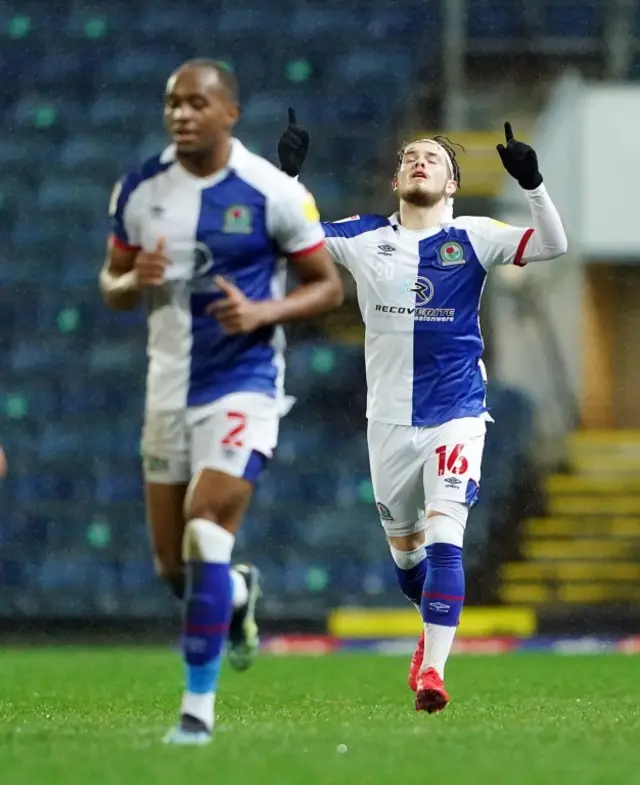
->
[0,0,639,646]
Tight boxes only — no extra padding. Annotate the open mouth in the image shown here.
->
[412,172,427,180]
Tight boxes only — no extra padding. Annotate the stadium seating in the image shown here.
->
[0,0,548,617]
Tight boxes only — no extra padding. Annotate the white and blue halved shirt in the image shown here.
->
[109,139,325,412]
[324,213,534,428]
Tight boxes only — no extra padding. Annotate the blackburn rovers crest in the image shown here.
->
[439,241,465,266]
[223,204,253,234]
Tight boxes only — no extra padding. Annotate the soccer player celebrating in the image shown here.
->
[278,114,567,714]
[99,61,342,744]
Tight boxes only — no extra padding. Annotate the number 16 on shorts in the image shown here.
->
[427,419,486,507]
[435,444,469,476]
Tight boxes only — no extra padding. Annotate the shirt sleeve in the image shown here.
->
[463,184,568,270]
[290,175,368,272]
[267,178,326,258]
[108,173,142,250]
[321,217,364,273]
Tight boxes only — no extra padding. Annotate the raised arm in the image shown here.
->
[496,121,568,263]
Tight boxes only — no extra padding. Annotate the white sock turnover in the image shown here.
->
[181,692,216,731]
[423,623,457,679]
[230,568,249,609]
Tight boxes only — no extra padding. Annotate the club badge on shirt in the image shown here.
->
[439,241,465,266]
[223,205,253,234]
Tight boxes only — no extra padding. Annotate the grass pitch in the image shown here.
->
[1,648,639,785]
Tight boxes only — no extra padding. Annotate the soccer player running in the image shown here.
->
[278,113,567,713]
[99,62,342,744]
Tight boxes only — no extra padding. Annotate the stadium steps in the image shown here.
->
[525,517,640,538]
[500,430,640,606]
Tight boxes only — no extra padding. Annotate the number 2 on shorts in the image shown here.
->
[222,411,247,448]
[435,444,469,476]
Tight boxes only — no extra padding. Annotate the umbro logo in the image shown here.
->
[150,205,165,217]
[377,244,395,257]
[429,601,450,613]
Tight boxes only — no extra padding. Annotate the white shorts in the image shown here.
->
[367,416,487,538]
[141,393,280,485]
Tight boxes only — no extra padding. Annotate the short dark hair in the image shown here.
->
[177,58,239,103]
[395,136,463,188]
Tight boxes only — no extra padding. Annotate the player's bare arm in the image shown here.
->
[208,247,343,332]
[284,244,344,317]
[99,240,140,311]
[100,237,172,311]
[208,244,342,334]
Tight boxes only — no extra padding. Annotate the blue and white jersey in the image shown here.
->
[324,213,535,428]
[109,139,325,411]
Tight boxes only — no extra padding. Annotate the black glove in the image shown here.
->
[277,107,310,177]
[496,122,543,191]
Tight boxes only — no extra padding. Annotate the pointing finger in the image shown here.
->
[214,275,240,298]
[504,122,514,143]
[155,236,165,254]
[288,106,297,126]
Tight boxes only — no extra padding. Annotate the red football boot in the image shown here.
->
[415,667,450,714]
[408,634,425,692]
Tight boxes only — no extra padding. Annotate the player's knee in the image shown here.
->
[425,500,469,548]
[387,532,425,554]
[182,518,235,563]
[184,470,250,531]
[381,515,427,541]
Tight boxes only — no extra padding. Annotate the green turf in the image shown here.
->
[1,649,639,785]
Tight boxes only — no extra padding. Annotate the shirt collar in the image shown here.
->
[162,137,248,187]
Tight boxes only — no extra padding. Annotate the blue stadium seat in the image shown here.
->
[0,177,35,213]
[12,216,72,261]
[540,1,601,38]
[467,1,523,40]
[335,49,412,83]
[95,468,143,503]
[104,48,186,90]
[59,137,132,180]
[37,177,106,213]
[241,92,290,128]
[9,93,75,141]
[37,425,85,461]
[0,139,47,181]
[136,7,195,41]
[291,7,359,38]
[89,94,154,136]
[32,49,97,100]
[218,8,282,37]
[9,340,68,373]
[64,3,137,39]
